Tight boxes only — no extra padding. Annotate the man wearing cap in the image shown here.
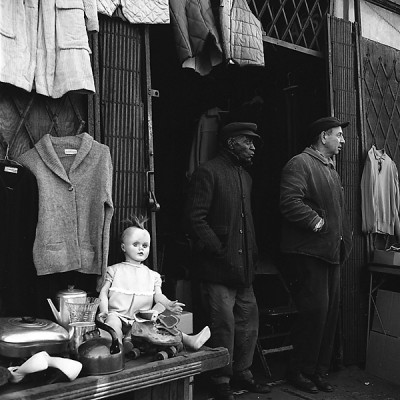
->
[185,121,270,400]
[279,116,353,394]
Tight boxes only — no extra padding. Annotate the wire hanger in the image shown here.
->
[0,141,23,167]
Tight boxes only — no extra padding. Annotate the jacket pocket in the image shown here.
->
[0,0,15,38]
[81,244,95,269]
[44,242,68,269]
[56,0,90,50]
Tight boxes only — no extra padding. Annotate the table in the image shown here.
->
[367,263,400,345]
[0,347,229,400]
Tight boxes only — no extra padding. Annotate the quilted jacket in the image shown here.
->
[97,0,170,24]
[0,0,98,98]
[169,0,264,76]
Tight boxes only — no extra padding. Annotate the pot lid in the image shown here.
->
[0,317,69,343]
[57,285,86,299]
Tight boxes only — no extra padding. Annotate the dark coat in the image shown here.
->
[185,149,258,287]
[280,147,353,264]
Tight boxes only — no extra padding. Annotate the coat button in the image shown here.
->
[238,249,243,254]
[239,229,243,234]
[68,186,74,191]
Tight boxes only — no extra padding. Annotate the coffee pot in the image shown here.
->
[47,286,87,329]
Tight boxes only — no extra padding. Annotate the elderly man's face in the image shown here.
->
[229,135,256,164]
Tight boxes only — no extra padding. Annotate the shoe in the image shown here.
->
[212,383,235,400]
[231,378,271,393]
[286,371,318,394]
[304,373,334,392]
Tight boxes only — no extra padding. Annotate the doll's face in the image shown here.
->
[121,227,151,264]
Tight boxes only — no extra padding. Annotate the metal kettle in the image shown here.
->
[77,318,124,375]
[47,286,87,329]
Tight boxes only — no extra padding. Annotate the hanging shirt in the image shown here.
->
[361,145,400,236]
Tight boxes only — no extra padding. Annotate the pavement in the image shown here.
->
[193,365,400,400]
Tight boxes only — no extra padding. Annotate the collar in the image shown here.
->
[305,146,335,168]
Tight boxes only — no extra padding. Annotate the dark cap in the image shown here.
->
[305,116,349,144]
[219,122,261,142]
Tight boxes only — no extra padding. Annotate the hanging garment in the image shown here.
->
[219,0,265,67]
[361,145,400,236]
[169,0,223,76]
[187,107,222,179]
[17,133,113,290]
[0,0,98,98]
[97,0,170,24]
[0,164,38,316]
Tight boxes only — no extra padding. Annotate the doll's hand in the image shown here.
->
[98,312,108,322]
[166,301,185,314]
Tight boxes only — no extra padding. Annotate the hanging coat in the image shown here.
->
[0,0,98,98]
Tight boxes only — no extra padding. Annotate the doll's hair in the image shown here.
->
[120,214,149,243]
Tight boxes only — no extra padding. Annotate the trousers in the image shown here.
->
[281,254,340,375]
[200,281,259,384]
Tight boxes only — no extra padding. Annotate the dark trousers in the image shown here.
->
[281,254,340,375]
[200,282,259,384]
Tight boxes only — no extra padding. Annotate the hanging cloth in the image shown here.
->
[361,145,400,237]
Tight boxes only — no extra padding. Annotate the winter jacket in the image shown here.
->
[219,0,265,67]
[17,133,113,290]
[97,0,170,24]
[280,147,352,264]
[361,145,400,236]
[0,0,98,98]
[185,149,258,287]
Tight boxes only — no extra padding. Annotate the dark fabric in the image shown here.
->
[280,147,353,264]
[184,149,258,287]
[0,165,38,316]
[281,254,340,375]
[200,281,258,381]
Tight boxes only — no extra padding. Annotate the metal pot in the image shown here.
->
[77,318,124,375]
[47,286,87,329]
[0,316,71,359]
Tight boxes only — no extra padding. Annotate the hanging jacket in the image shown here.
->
[17,133,113,291]
[361,145,400,236]
[97,0,170,24]
[0,0,98,98]
[219,0,265,67]
[169,0,223,76]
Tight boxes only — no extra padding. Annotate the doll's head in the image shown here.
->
[120,216,150,264]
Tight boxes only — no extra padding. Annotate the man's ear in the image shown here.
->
[320,131,326,144]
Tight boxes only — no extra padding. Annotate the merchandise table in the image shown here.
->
[367,263,400,344]
[0,347,229,400]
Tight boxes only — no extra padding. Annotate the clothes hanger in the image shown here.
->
[0,142,23,167]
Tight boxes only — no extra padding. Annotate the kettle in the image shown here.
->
[47,286,87,329]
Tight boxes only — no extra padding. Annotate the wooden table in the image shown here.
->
[0,347,229,400]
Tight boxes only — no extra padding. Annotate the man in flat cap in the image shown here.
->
[185,122,270,400]
[279,117,353,394]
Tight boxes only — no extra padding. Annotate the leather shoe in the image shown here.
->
[286,371,318,394]
[212,383,235,400]
[304,373,334,392]
[231,378,271,393]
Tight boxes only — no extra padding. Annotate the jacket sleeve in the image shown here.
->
[185,166,224,256]
[280,157,322,230]
[83,0,99,31]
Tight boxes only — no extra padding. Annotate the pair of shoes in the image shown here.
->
[231,378,271,393]
[304,373,334,392]
[286,371,318,394]
[212,383,235,400]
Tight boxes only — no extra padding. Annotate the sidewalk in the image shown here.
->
[193,365,400,400]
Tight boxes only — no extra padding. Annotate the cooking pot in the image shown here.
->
[0,317,71,359]
[77,318,124,375]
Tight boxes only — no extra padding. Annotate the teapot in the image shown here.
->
[47,286,87,329]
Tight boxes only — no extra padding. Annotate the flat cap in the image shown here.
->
[305,116,349,144]
[220,122,260,142]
